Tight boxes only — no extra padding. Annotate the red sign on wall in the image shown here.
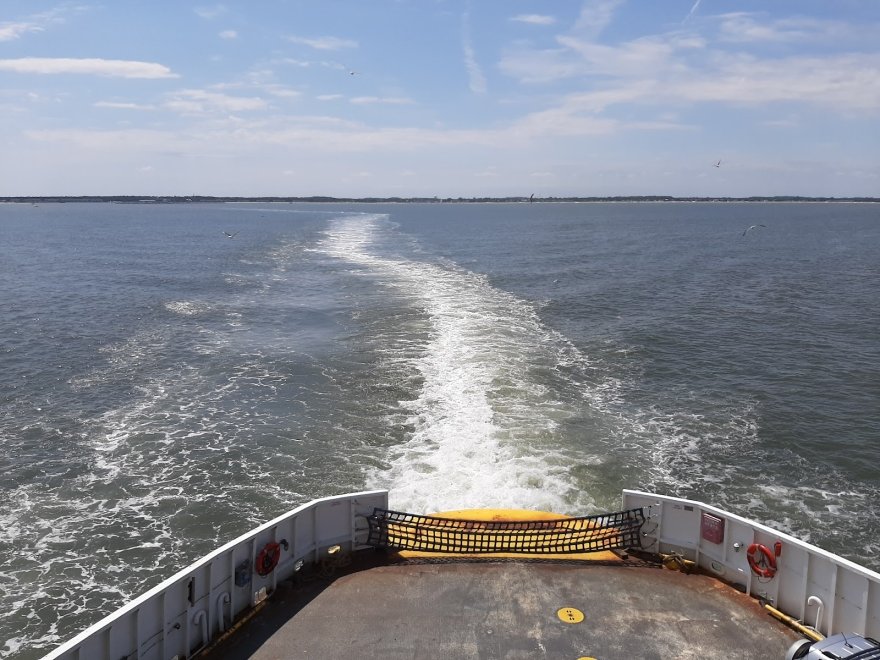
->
[701,512,725,544]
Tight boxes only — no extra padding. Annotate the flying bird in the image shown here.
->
[713,159,722,168]
[223,231,239,238]
[742,224,766,236]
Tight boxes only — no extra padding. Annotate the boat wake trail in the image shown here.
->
[318,215,609,515]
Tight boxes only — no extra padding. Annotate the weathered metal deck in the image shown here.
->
[200,550,801,659]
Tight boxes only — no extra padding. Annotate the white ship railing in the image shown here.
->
[624,490,880,639]
[41,489,880,658]
[41,490,388,660]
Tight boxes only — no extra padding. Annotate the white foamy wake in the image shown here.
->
[319,215,604,515]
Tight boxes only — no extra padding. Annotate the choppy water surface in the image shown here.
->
[1,201,878,658]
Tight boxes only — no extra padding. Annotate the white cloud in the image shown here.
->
[461,11,487,94]
[0,5,89,42]
[510,14,556,26]
[463,44,486,93]
[219,30,237,40]
[317,94,344,101]
[689,54,880,110]
[274,57,346,71]
[22,116,493,155]
[0,58,178,78]
[510,106,621,137]
[350,96,415,105]
[164,89,268,115]
[552,35,687,78]
[94,101,155,110]
[263,85,300,99]
[761,115,801,128]
[573,0,624,40]
[210,78,298,101]
[683,0,702,24]
[532,52,880,116]
[0,21,43,41]
[24,128,181,150]
[287,36,358,51]
[194,5,227,20]
[717,13,855,44]
[277,58,313,68]
[500,15,880,114]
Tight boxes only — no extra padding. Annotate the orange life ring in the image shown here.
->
[255,542,281,576]
[747,543,777,578]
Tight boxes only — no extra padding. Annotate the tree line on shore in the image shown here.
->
[3,195,878,204]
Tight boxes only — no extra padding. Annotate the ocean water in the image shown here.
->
[1,201,878,658]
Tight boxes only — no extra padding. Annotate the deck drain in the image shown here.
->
[557,607,585,624]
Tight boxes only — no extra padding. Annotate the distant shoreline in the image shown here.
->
[2,195,878,204]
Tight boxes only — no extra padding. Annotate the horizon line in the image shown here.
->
[3,194,879,203]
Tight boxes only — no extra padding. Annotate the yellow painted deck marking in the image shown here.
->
[557,607,585,624]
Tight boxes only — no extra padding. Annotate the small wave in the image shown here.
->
[1,345,328,658]
[611,387,880,568]
[164,301,212,316]
[69,329,169,391]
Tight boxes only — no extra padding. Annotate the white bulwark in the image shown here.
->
[42,491,388,660]
[42,489,880,659]
[623,490,880,639]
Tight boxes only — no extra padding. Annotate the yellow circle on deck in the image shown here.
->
[557,607,585,624]
[576,657,598,660]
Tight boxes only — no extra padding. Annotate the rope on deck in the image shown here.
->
[365,507,646,554]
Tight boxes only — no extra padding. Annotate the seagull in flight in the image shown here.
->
[713,159,722,168]
[742,224,766,236]
[223,231,239,238]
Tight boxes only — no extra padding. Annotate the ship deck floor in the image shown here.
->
[200,550,802,660]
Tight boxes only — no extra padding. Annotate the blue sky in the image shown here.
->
[1,1,878,197]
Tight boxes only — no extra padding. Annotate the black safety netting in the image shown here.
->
[365,507,646,554]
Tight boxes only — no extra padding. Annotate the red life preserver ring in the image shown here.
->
[747,543,777,578]
[255,542,281,576]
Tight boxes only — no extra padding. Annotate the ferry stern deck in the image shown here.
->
[200,550,802,660]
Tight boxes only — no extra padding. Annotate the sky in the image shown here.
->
[1,1,878,198]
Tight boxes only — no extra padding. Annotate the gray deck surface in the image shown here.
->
[202,553,801,659]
